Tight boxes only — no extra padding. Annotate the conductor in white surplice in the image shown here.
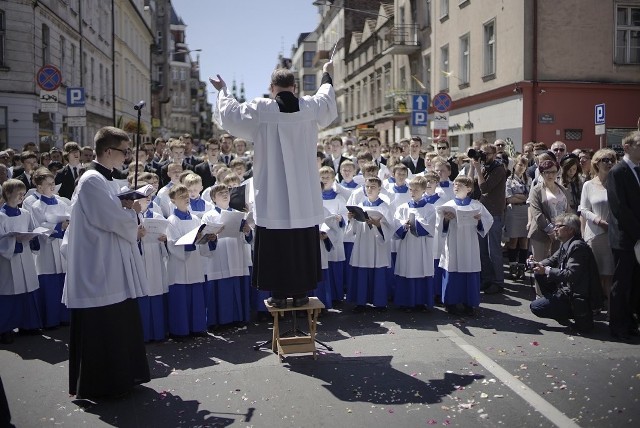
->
[210,61,337,309]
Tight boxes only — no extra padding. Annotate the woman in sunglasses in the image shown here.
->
[579,148,617,316]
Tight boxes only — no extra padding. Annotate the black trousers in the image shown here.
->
[610,249,640,334]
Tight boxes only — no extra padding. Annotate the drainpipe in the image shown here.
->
[531,0,538,142]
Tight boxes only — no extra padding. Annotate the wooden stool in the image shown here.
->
[264,297,325,361]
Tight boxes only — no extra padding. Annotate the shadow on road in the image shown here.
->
[72,385,247,427]
[286,354,483,404]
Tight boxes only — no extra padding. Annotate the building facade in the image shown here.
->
[310,0,640,152]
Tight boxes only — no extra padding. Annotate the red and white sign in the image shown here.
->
[432,129,448,139]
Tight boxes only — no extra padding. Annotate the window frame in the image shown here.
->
[302,74,316,91]
[459,33,470,87]
[615,5,640,64]
[482,19,496,80]
[440,44,449,91]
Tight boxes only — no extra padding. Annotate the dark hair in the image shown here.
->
[270,68,295,88]
[94,126,130,156]
[538,159,558,173]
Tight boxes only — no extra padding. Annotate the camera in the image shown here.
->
[467,148,486,162]
[526,259,537,271]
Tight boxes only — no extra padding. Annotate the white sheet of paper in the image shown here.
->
[32,227,55,235]
[142,218,169,242]
[217,210,246,239]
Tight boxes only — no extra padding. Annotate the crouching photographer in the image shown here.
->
[528,213,603,332]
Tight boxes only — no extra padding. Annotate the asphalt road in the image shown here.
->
[1,277,639,428]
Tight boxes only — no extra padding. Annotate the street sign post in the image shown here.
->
[595,103,606,147]
[40,90,59,112]
[36,65,62,91]
[411,94,429,127]
[432,92,452,113]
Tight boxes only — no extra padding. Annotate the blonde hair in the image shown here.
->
[591,148,617,174]
[182,173,203,187]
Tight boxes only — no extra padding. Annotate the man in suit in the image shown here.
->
[14,151,39,190]
[401,136,425,174]
[194,139,219,190]
[157,139,194,186]
[529,213,602,333]
[434,139,459,180]
[326,135,350,181]
[606,130,640,341]
[55,142,82,199]
[219,134,235,166]
[180,133,202,168]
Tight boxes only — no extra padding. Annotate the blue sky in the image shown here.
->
[172,0,319,103]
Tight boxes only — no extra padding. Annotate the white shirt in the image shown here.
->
[214,83,337,228]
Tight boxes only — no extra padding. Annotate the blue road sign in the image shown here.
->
[67,87,85,107]
[36,65,62,91]
[595,103,605,125]
[412,94,429,111]
[432,92,452,113]
[411,111,428,127]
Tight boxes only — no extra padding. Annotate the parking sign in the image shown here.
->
[67,87,85,107]
[595,103,605,125]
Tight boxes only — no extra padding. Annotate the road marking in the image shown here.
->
[440,328,580,428]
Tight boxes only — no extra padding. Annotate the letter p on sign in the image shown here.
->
[67,87,85,107]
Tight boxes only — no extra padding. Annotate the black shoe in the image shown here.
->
[1,331,15,344]
[292,296,309,307]
[352,305,366,313]
[462,305,475,316]
[445,304,460,315]
[266,297,287,309]
[483,284,505,295]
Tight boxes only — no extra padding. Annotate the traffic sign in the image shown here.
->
[411,111,428,127]
[432,112,449,130]
[36,65,62,91]
[67,87,85,107]
[67,116,86,127]
[595,103,605,125]
[432,92,452,113]
[433,129,448,139]
[412,94,429,111]
[40,90,59,112]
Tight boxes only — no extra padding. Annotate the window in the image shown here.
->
[42,24,50,66]
[71,44,76,86]
[459,33,470,85]
[483,19,496,77]
[90,57,95,96]
[303,74,316,91]
[105,67,110,104]
[440,0,449,19]
[440,44,449,90]
[0,10,6,67]
[616,6,640,64]
[564,129,583,141]
[423,54,431,88]
[303,51,314,68]
[99,64,103,101]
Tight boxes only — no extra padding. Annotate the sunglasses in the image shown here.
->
[495,143,505,147]
[552,148,566,152]
[437,146,448,150]
[598,158,614,164]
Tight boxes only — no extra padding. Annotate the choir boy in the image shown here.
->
[319,167,348,303]
[421,172,447,302]
[137,187,169,342]
[156,162,183,217]
[392,176,437,310]
[30,168,71,328]
[433,159,454,200]
[338,160,360,191]
[165,184,208,338]
[200,184,253,327]
[183,173,213,218]
[346,177,392,312]
[0,179,41,344]
[439,176,493,316]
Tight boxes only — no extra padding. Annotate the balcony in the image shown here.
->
[382,24,420,55]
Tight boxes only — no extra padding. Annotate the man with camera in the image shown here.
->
[528,213,602,332]
[469,140,507,294]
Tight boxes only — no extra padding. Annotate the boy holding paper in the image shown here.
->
[183,173,213,218]
[0,179,41,343]
[165,184,209,338]
[30,167,71,328]
[439,176,493,316]
[137,187,169,342]
[200,184,253,327]
[392,175,437,310]
[346,177,392,312]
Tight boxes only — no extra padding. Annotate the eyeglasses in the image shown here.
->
[109,147,132,156]
[552,148,566,152]
[553,224,567,229]
[437,146,448,150]
[598,158,615,164]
